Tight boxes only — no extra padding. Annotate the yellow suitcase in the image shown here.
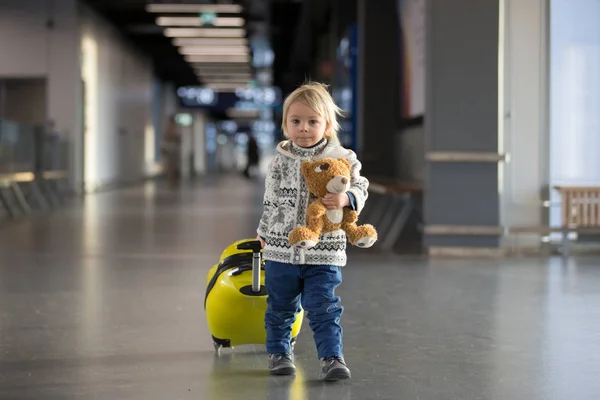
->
[204,238,304,353]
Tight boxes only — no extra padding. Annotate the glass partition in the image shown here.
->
[0,119,69,174]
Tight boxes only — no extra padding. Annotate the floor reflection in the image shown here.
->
[0,179,599,399]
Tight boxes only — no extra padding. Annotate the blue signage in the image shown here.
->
[177,86,282,111]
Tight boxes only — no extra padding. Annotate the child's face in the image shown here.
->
[285,101,330,148]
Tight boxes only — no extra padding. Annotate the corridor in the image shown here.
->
[1,176,599,400]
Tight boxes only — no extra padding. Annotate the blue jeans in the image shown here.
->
[264,260,344,359]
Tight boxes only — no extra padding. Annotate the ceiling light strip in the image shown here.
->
[179,46,249,56]
[191,63,251,68]
[157,17,245,27]
[173,38,248,47]
[184,55,249,63]
[193,68,252,73]
[146,4,243,14]
[164,28,246,38]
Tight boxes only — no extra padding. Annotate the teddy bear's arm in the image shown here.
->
[306,201,326,236]
[289,200,326,248]
[307,199,327,219]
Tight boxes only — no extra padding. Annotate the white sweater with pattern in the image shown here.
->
[256,139,369,266]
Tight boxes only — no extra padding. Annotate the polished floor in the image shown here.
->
[0,176,599,399]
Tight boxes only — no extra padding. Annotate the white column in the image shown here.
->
[499,0,550,248]
[46,0,82,192]
[179,124,193,180]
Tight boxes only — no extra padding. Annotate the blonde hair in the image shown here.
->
[281,82,344,142]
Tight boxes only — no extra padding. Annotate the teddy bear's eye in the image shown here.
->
[315,163,329,172]
[314,163,329,173]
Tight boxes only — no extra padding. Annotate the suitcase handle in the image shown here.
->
[236,240,263,253]
[236,240,262,293]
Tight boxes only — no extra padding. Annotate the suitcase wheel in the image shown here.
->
[214,342,223,354]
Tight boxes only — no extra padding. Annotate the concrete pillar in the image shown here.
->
[423,0,502,256]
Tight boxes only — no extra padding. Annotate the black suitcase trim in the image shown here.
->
[204,253,266,309]
[212,336,231,348]
[239,284,268,296]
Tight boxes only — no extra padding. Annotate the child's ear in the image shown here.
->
[324,122,332,138]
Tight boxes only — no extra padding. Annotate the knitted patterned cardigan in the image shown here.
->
[256,139,369,266]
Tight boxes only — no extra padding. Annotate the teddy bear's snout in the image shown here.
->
[326,175,351,193]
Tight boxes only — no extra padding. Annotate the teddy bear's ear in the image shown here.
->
[339,157,352,170]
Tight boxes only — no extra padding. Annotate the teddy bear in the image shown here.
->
[288,157,378,250]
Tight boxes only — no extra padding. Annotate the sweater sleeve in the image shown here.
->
[345,192,357,211]
[256,156,281,238]
[345,150,369,213]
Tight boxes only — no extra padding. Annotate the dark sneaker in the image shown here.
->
[269,353,296,375]
[321,356,351,381]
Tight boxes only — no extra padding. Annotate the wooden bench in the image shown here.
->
[554,185,600,255]
[507,186,600,256]
[361,176,424,251]
[554,186,600,228]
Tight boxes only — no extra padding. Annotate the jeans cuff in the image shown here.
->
[318,350,343,359]
[267,342,291,355]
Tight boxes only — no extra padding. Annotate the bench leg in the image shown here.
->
[374,195,404,239]
[53,178,68,202]
[0,188,18,219]
[29,181,50,210]
[38,179,61,207]
[358,193,378,222]
[511,232,519,256]
[380,196,415,251]
[11,182,32,214]
[54,178,67,201]
[561,231,571,259]
[365,195,394,228]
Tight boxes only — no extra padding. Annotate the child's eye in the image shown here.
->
[310,120,319,125]
[291,119,299,124]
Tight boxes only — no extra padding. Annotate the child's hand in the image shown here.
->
[322,193,350,209]
[256,235,266,248]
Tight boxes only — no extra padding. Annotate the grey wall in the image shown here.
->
[424,0,500,249]
[1,79,47,126]
[394,125,425,182]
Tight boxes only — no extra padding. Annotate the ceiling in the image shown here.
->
[83,0,310,90]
